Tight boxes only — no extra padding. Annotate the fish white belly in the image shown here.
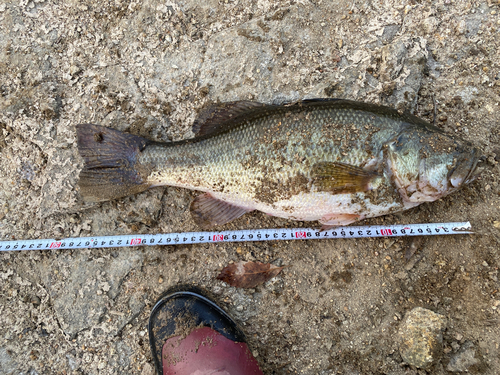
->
[211,191,403,223]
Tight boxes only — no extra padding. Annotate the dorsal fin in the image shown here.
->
[192,98,440,138]
[299,98,343,104]
[192,100,343,137]
[192,101,268,137]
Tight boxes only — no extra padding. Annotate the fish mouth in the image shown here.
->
[448,149,482,188]
[464,155,483,184]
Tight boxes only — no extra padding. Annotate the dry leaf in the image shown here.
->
[217,261,285,288]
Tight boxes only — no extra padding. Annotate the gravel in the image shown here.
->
[1,0,500,374]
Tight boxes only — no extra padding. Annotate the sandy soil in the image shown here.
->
[1,0,500,374]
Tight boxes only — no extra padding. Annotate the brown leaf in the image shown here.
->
[217,261,285,288]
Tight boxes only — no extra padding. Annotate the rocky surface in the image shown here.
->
[399,307,447,368]
[1,0,500,374]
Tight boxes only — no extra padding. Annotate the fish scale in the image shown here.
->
[145,107,376,187]
[76,99,481,229]
[140,104,399,219]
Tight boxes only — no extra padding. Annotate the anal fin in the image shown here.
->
[190,193,253,229]
[319,213,361,231]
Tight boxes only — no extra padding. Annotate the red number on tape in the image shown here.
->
[130,238,142,245]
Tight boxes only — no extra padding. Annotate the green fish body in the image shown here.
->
[77,99,480,229]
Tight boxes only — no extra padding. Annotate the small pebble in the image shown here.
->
[31,295,41,306]
[447,341,479,372]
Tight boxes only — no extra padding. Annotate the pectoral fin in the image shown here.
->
[190,193,253,229]
[312,162,377,194]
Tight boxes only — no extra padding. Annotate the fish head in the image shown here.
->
[386,128,481,206]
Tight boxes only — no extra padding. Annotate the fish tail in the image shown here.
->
[76,124,152,202]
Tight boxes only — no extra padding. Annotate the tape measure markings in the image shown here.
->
[0,222,472,252]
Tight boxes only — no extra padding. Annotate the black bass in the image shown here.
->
[76,99,481,229]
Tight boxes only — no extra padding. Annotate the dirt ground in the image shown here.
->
[1,0,500,374]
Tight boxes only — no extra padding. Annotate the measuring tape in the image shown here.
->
[0,222,472,252]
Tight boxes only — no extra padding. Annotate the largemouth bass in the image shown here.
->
[76,99,481,229]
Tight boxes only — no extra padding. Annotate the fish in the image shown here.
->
[76,99,481,229]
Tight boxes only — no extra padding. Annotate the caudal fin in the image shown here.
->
[76,124,152,202]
